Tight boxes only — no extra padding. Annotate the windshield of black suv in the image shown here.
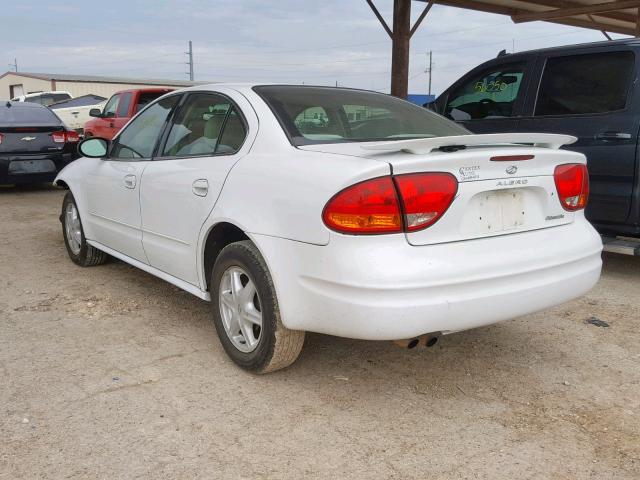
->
[254,85,469,146]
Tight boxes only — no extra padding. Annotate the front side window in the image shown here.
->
[535,51,635,116]
[102,94,121,118]
[110,95,179,159]
[255,86,468,145]
[116,92,133,117]
[444,62,526,121]
[162,93,246,157]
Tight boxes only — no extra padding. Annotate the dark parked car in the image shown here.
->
[429,38,640,239]
[0,101,79,185]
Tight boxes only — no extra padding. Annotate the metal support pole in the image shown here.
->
[391,0,411,98]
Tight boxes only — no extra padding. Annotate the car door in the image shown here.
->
[517,47,639,226]
[139,89,256,286]
[435,57,533,134]
[93,94,120,138]
[83,94,181,263]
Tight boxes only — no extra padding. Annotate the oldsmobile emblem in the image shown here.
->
[506,165,518,175]
[21,136,37,141]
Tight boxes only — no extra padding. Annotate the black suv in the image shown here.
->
[430,38,640,238]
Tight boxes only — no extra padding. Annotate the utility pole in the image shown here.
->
[426,50,432,96]
[186,41,194,81]
[9,58,17,72]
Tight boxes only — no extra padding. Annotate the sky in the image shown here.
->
[2,0,628,96]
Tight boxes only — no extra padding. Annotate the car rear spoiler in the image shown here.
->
[360,133,577,155]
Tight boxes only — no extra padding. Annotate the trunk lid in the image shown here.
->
[300,133,585,246]
[0,126,66,155]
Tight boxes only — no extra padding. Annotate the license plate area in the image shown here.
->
[8,159,56,174]
[471,189,525,234]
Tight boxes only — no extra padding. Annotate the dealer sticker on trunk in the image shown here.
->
[459,165,480,181]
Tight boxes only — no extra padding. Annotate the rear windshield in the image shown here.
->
[254,85,469,146]
[0,105,61,125]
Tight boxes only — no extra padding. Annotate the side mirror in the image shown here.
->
[78,137,109,158]
[89,108,102,118]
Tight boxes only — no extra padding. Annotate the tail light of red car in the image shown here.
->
[52,131,80,144]
[322,173,458,234]
[554,163,589,211]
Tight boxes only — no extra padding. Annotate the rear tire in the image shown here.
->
[61,192,108,267]
[210,240,305,373]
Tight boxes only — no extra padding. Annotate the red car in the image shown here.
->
[84,88,173,139]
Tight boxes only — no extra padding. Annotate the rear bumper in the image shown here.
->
[253,219,603,340]
[0,153,76,185]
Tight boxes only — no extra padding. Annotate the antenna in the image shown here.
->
[9,58,17,72]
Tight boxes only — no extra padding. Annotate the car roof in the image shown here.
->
[495,37,640,59]
[1,101,51,109]
[114,87,176,95]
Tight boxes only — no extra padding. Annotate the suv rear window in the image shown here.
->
[255,85,468,145]
[0,105,61,125]
[535,51,635,116]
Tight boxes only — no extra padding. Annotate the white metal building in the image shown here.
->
[0,72,200,100]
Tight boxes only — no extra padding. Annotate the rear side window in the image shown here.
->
[535,51,635,116]
[444,62,526,120]
[117,92,133,117]
[162,93,246,157]
[0,105,61,125]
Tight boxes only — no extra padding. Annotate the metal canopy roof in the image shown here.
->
[430,0,640,37]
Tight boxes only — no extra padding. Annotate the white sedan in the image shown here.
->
[55,84,602,373]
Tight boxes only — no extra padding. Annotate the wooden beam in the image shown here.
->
[410,1,434,37]
[365,0,393,38]
[512,0,640,24]
[391,0,412,98]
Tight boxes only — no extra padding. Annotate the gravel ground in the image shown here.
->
[1,185,639,480]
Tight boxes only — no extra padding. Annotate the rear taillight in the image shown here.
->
[323,173,458,235]
[66,131,80,143]
[0,133,3,145]
[322,177,402,234]
[51,131,79,143]
[554,163,589,211]
[394,173,458,231]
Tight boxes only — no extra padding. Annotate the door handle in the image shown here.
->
[192,179,209,197]
[109,122,115,128]
[596,131,631,141]
[123,174,136,189]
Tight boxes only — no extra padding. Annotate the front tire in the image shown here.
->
[210,240,305,373]
[61,192,108,267]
